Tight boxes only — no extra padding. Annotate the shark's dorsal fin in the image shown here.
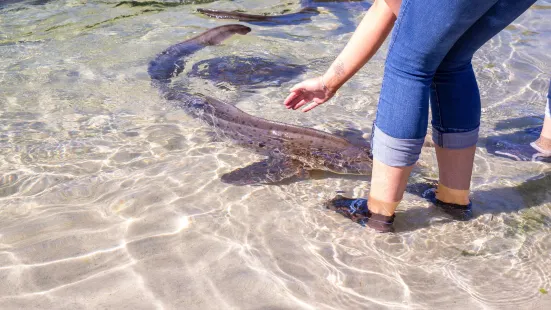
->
[220,157,306,186]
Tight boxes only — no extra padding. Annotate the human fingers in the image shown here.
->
[303,94,331,112]
[289,82,306,93]
[302,102,321,112]
[292,99,310,110]
[284,91,303,108]
[286,94,309,110]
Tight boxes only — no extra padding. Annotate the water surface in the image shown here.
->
[1,0,550,309]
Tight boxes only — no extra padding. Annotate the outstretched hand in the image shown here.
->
[284,76,335,112]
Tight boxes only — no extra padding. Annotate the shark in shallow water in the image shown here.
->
[148,24,374,185]
[197,0,370,28]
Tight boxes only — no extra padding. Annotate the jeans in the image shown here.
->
[372,0,537,167]
[546,79,551,119]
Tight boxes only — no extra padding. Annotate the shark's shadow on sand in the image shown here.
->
[188,55,307,89]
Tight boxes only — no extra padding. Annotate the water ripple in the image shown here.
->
[0,0,550,309]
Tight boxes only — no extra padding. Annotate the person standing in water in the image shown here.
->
[284,0,537,232]
[531,80,551,157]
[488,79,551,162]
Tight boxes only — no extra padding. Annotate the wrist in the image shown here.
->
[320,74,338,95]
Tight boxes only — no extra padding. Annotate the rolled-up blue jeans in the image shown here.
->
[546,79,551,118]
[372,0,537,167]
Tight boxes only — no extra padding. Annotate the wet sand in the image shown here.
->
[1,0,550,308]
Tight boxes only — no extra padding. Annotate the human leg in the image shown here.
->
[546,79,551,123]
[331,0,538,229]
[429,0,537,205]
[486,78,551,162]
[368,0,500,222]
[533,80,551,152]
[328,0,537,229]
[539,79,551,139]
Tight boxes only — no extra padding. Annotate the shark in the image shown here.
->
[197,0,371,28]
[148,24,374,185]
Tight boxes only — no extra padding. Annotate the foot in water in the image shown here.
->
[486,133,551,163]
[421,188,473,221]
[324,195,395,233]
[326,186,474,231]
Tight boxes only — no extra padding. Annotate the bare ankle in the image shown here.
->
[435,183,470,206]
[367,196,399,216]
[535,136,551,152]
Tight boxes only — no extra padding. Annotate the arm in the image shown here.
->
[323,0,397,93]
[284,0,399,112]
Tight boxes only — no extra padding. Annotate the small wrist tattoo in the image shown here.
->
[320,76,335,95]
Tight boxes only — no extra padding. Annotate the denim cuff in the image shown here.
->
[371,125,424,167]
[432,126,479,149]
[546,98,550,119]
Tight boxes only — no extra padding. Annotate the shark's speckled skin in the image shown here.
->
[197,0,370,27]
[148,25,373,185]
[197,7,319,24]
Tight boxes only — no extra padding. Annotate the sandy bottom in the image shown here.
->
[1,0,550,309]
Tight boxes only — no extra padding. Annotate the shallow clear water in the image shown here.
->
[1,0,550,309]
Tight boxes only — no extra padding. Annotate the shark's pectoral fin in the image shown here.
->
[221,157,306,186]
